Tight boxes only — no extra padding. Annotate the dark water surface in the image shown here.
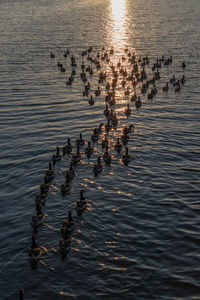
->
[0,0,200,299]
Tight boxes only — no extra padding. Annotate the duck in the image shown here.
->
[60,66,65,73]
[76,133,85,147]
[114,138,122,153]
[52,147,61,165]
[162,82,169,92]
[121,132,129,145]
[175,85,181,92]
[93,123,103,136]
[180,75,185,84]
[131,92,137,102]
[31,204,44,229]
[41,176,50,193]
[35,192,46,207]
[170,75,175,83]
[71,146,81,165]
[126,124,134,133]
[45,162,54,182]
[95,86,101,96]
[62,138,72,155]
[28,234,42,263]
[105,119,112,132]
[68,162,75,180]
[125,104,131,117]
[88,95,94,105]
[60,211,75,237]
[182,61,186,68]
[85,141,93,156]
[76,190,87,214]
[173,80,180,87]
[93,157,103,175]
[124,87,130,96]
[103,146,112,165]
[102,134,108,149]
[50,52,55,59]
[111,113,118,126]
[104,104,110,118]
[122,147,131,165]
[61,173,71,195]
[59,237,72,253]
[135,97,142,109]
[35,184,48,203]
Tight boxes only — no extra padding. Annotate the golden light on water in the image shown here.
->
[109,0,128,50]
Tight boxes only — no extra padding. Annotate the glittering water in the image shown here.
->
[0,0,200,299]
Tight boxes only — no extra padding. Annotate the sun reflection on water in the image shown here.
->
[109,0,128,51]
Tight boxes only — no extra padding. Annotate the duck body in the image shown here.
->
[103,147,112,165]
[114,138,122,153]
[122,147,131,165]
[85,141,93,156]
[61,179,71,195]
[45,162,54,182]
[72,146,81,165]
[76,133,85,147]
[59,237,72,253]
[93,157,103,174]
[76,190,87,215]
[31,212,44,229]
[63,138,72,155]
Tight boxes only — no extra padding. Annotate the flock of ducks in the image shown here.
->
[28,45,186,265]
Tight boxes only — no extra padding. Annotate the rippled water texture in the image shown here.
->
[0,0,200,299]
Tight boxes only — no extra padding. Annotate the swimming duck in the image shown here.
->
[121,132,129,145]
[59,237,72,253]
[125,104,131,117]
[114,138,122,153]
[76,190,87,214]
[182,61,186,68]
[76,133,85,147]
[41,176,50,193]
[35,192,46,207]
[68,162,75,180]
[61,173,71,195]
[88,95,94,105]
[31,204,44,229]
[102,134,108,149]
[175,85,181,92]
[122,147,131,165]
[126,124,134,133]
[105,119,112,132]
[45,162,54,182]
[63,138,72,155]
[93,123,103,136]
[162,82,169,92]
[72,146,81,165]
[52,147,61,165]
[85,141,93,157]
[135,97,142,109]
[111,113,118,126]
[95,86,101,96]
[93,157,103,175]
[28,234,42,263]
[180,75,185,84]
[60,211,75,237]
[50,52,55,59]
[131,92,137,102]
[103,146,112,165]
[170,75,175,83]
[60,66,65,73]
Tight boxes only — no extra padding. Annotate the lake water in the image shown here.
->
[0,0,200,299]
